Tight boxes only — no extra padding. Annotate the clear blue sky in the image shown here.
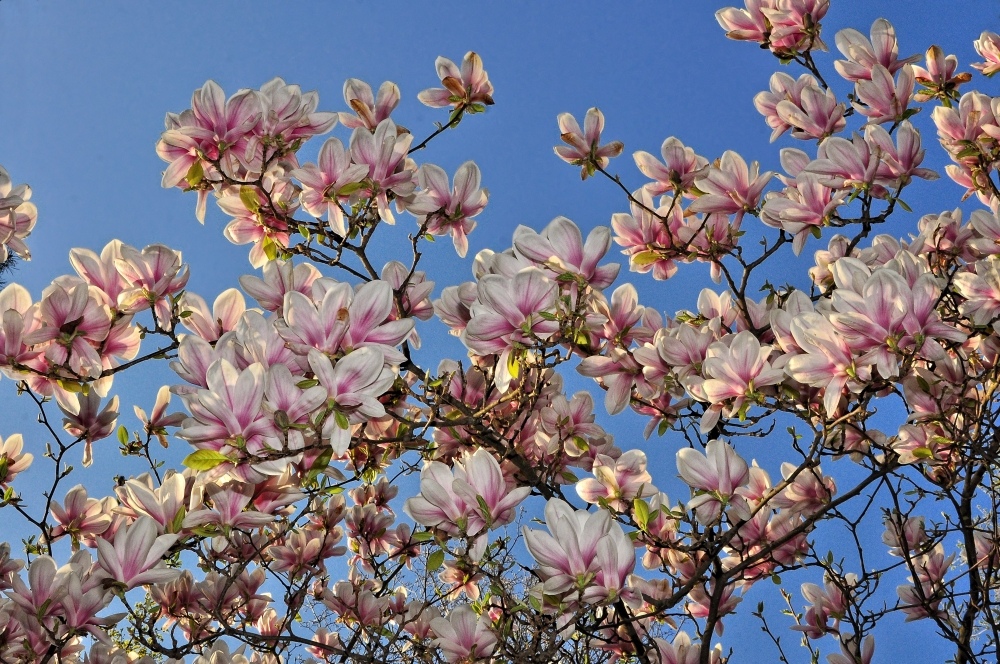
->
[1,1,996,660]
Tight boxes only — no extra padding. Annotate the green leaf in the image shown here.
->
[240,186,260,213]
[633,498,650,530]
[426,548,445,571]
[185,161,204,188]
[631,250,661,267]
[261,236,279,262]
[412,531,434,542]
[182,449,233,471]
[912,447,934,459]
[307,447,334,482]
[337,181,364,196]
[334,411,350,430]
[116,425,129,446]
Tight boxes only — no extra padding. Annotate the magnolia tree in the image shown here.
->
[5,2,1000,663]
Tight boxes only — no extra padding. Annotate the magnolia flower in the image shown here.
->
[418,52,494,110]
[255,77,337,145]
[834,19,917,82]
[852,64,914,125]
[464,267,559,391]
[786,311,872,415]
[55,390,119,466]
[404,448,529,537]
[688,151,773,221]
[349,119,415,224]
[116,472,189,535]
[634,136,709,196]
[115,243,189,326]
[755,72,846,141]
[676,439,749,523]
[95,516,180,590]
[309,348,394,455]
[912,45,970,102]
[576,450,658,511]
[0,433,33,486]
[554,108,624,179]
[973,31,1000,76]
[239,259,322,314]
[523,498,635,605]
[0,165,37,262]
[408,161,488,257]
[513,216,619,289]
[49,485,112,547]
[184,481,275,532]
[134,385,186,447]
[294,138,369,238]
[340,78,401,130]
[429,605,497,663]
[280,278,414,364]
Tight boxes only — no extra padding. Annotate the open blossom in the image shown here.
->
[217,170,298,268]
[464,267,559,390]
[523,498,635,605]
[852,64,914,125]
[676,439,750,523]
[786,311,873,415]
[115,472,189,535]
[692,330,785,407]
[834,19,917,82]
[183,480,275,532]
[576,450,657,511]
[897,543,953,621]
[239,259,322,314]
[308,347,395,455]
[864,121,937,187]
[55,390,119,466]
[0,165,37,262]
[513,216,619,289]
[804,132,882,195]
[755,72,846,141]
[408,161,488,257]
[0,433,32,486]
[429,605,497,663]
[257,77,338,145]
[761,173,847,254]
[688,151,773,221]
[554,108,624,179]
[403,448,529,536]
[339,79,400,131]
[633,137,708,196]
[115,243,189,326]
[50,485,112,546]
[292,137,368,237]
[95,516,180,590]
[179,288,246,342]
[349,119,415,224]
[954,256,1000,329]
[24,282,112,379]
[418,52,494,110]
[912,45,970,102]
[279,278,415,364]
[0,283,41,375]
[973,31,1000,76]
[717,0,829,55]
[611,189,685,281]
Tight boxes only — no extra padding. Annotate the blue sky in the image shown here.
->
[2,0,998,660]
